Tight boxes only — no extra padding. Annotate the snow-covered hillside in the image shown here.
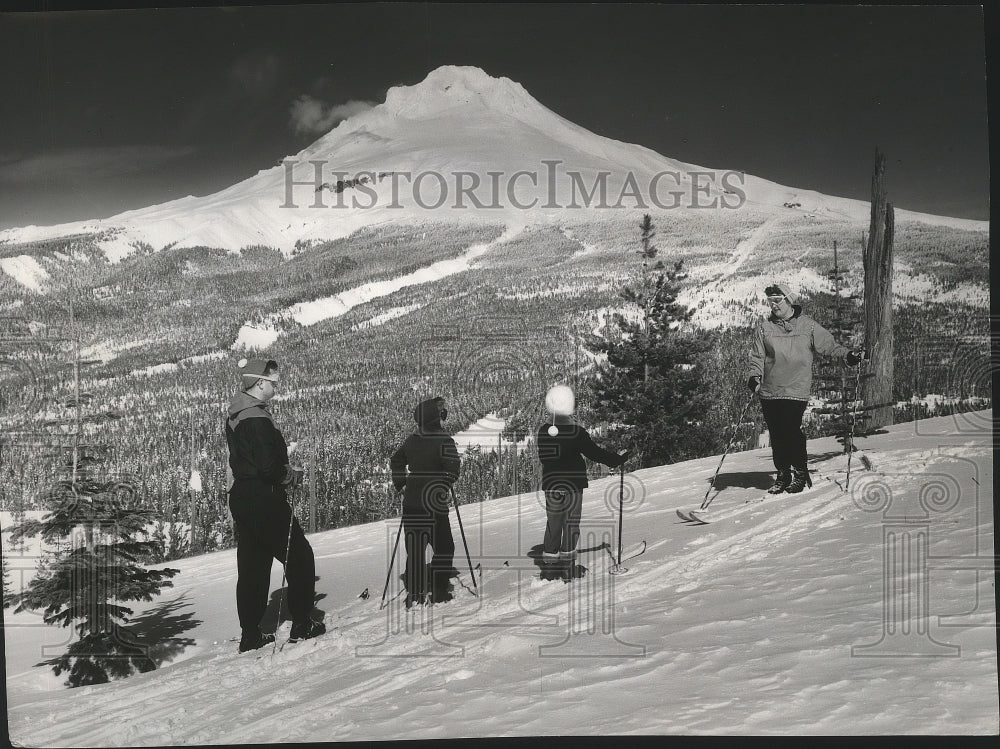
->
[4,412,996,741]
[0,66,987,258]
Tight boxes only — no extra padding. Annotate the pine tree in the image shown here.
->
[585,215,717,467]
[633,214,665,384]
[812,239,868,449]
[5,450,180,687]
[2,301,179,688]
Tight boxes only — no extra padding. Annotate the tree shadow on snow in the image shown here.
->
[809,450,845,464]
[709,471,775,491]
[34,595,203,669]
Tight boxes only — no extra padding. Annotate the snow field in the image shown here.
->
[231,226,523,350]
[0,255,50,291]
[4,412,995,742]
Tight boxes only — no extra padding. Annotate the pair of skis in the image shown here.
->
[677,464,833,525]
[674,499,766,525]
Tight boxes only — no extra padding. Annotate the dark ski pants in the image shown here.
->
[542,487,583,554]
[760,397,809,472]
[229,481,316,636]
[402,504,455,596]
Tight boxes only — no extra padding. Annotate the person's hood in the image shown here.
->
[227,391,272,428]
[414,397,446,428]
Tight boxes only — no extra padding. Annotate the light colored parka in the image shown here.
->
[747,306,849,401]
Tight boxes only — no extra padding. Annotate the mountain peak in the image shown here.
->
[381,65,543,121]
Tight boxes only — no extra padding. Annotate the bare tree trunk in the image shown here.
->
[862,148,895,429]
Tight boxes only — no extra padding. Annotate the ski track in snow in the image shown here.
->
[713,215,783,283]
[4,413,996,742]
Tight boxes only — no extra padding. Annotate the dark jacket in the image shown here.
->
[390,424,461,511]
[536,417,625,491]
[225,392,291,488]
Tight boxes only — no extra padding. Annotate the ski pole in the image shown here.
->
[450,486,478,595]
[616,466,625,566]
[845,346,868,490]
[700,391,757,511]
[379,507,405,610]
[275,485,297,653]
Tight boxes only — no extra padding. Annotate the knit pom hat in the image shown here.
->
[238,358,278,389]
[544,384,575,416]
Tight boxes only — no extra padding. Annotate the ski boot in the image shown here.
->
[404,590,428,609]
[289,615,326,643]
[767,469,792,494]
[239,629,276,653]
[785,467,812,494]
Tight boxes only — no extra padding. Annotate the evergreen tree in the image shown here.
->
[4,449,179,687]
[585,215,719,467]
[3,304,179,688]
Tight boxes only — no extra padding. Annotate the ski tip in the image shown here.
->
[678,509,707,524]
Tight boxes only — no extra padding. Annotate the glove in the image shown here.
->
[845,349,865,366]
[616,450,631,467]
[282,465,305,489]
[747,376,761,392]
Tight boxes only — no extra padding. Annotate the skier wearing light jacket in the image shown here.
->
[225,358,325,652]
[747,283,864,494]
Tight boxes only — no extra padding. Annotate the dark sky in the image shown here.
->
[0,3,991,230]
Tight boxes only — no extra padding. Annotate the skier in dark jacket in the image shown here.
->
[226,358,324,652]
[390,397,461,606]
[747,282,864,494]
[536,385,628,562]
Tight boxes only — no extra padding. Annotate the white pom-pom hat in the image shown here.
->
[545,384,575,416]
[239,358,279,383]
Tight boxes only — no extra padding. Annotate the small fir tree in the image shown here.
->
[4,303,178,688]
[5,450,179,687]
[585,215,717,467]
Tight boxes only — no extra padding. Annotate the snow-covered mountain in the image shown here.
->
[0,66,986,255]
[4,412,996,741]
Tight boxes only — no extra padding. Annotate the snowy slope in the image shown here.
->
[3,411,995,741]
[0,66,986,258]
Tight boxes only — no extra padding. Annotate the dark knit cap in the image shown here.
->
[414,397,447,426]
